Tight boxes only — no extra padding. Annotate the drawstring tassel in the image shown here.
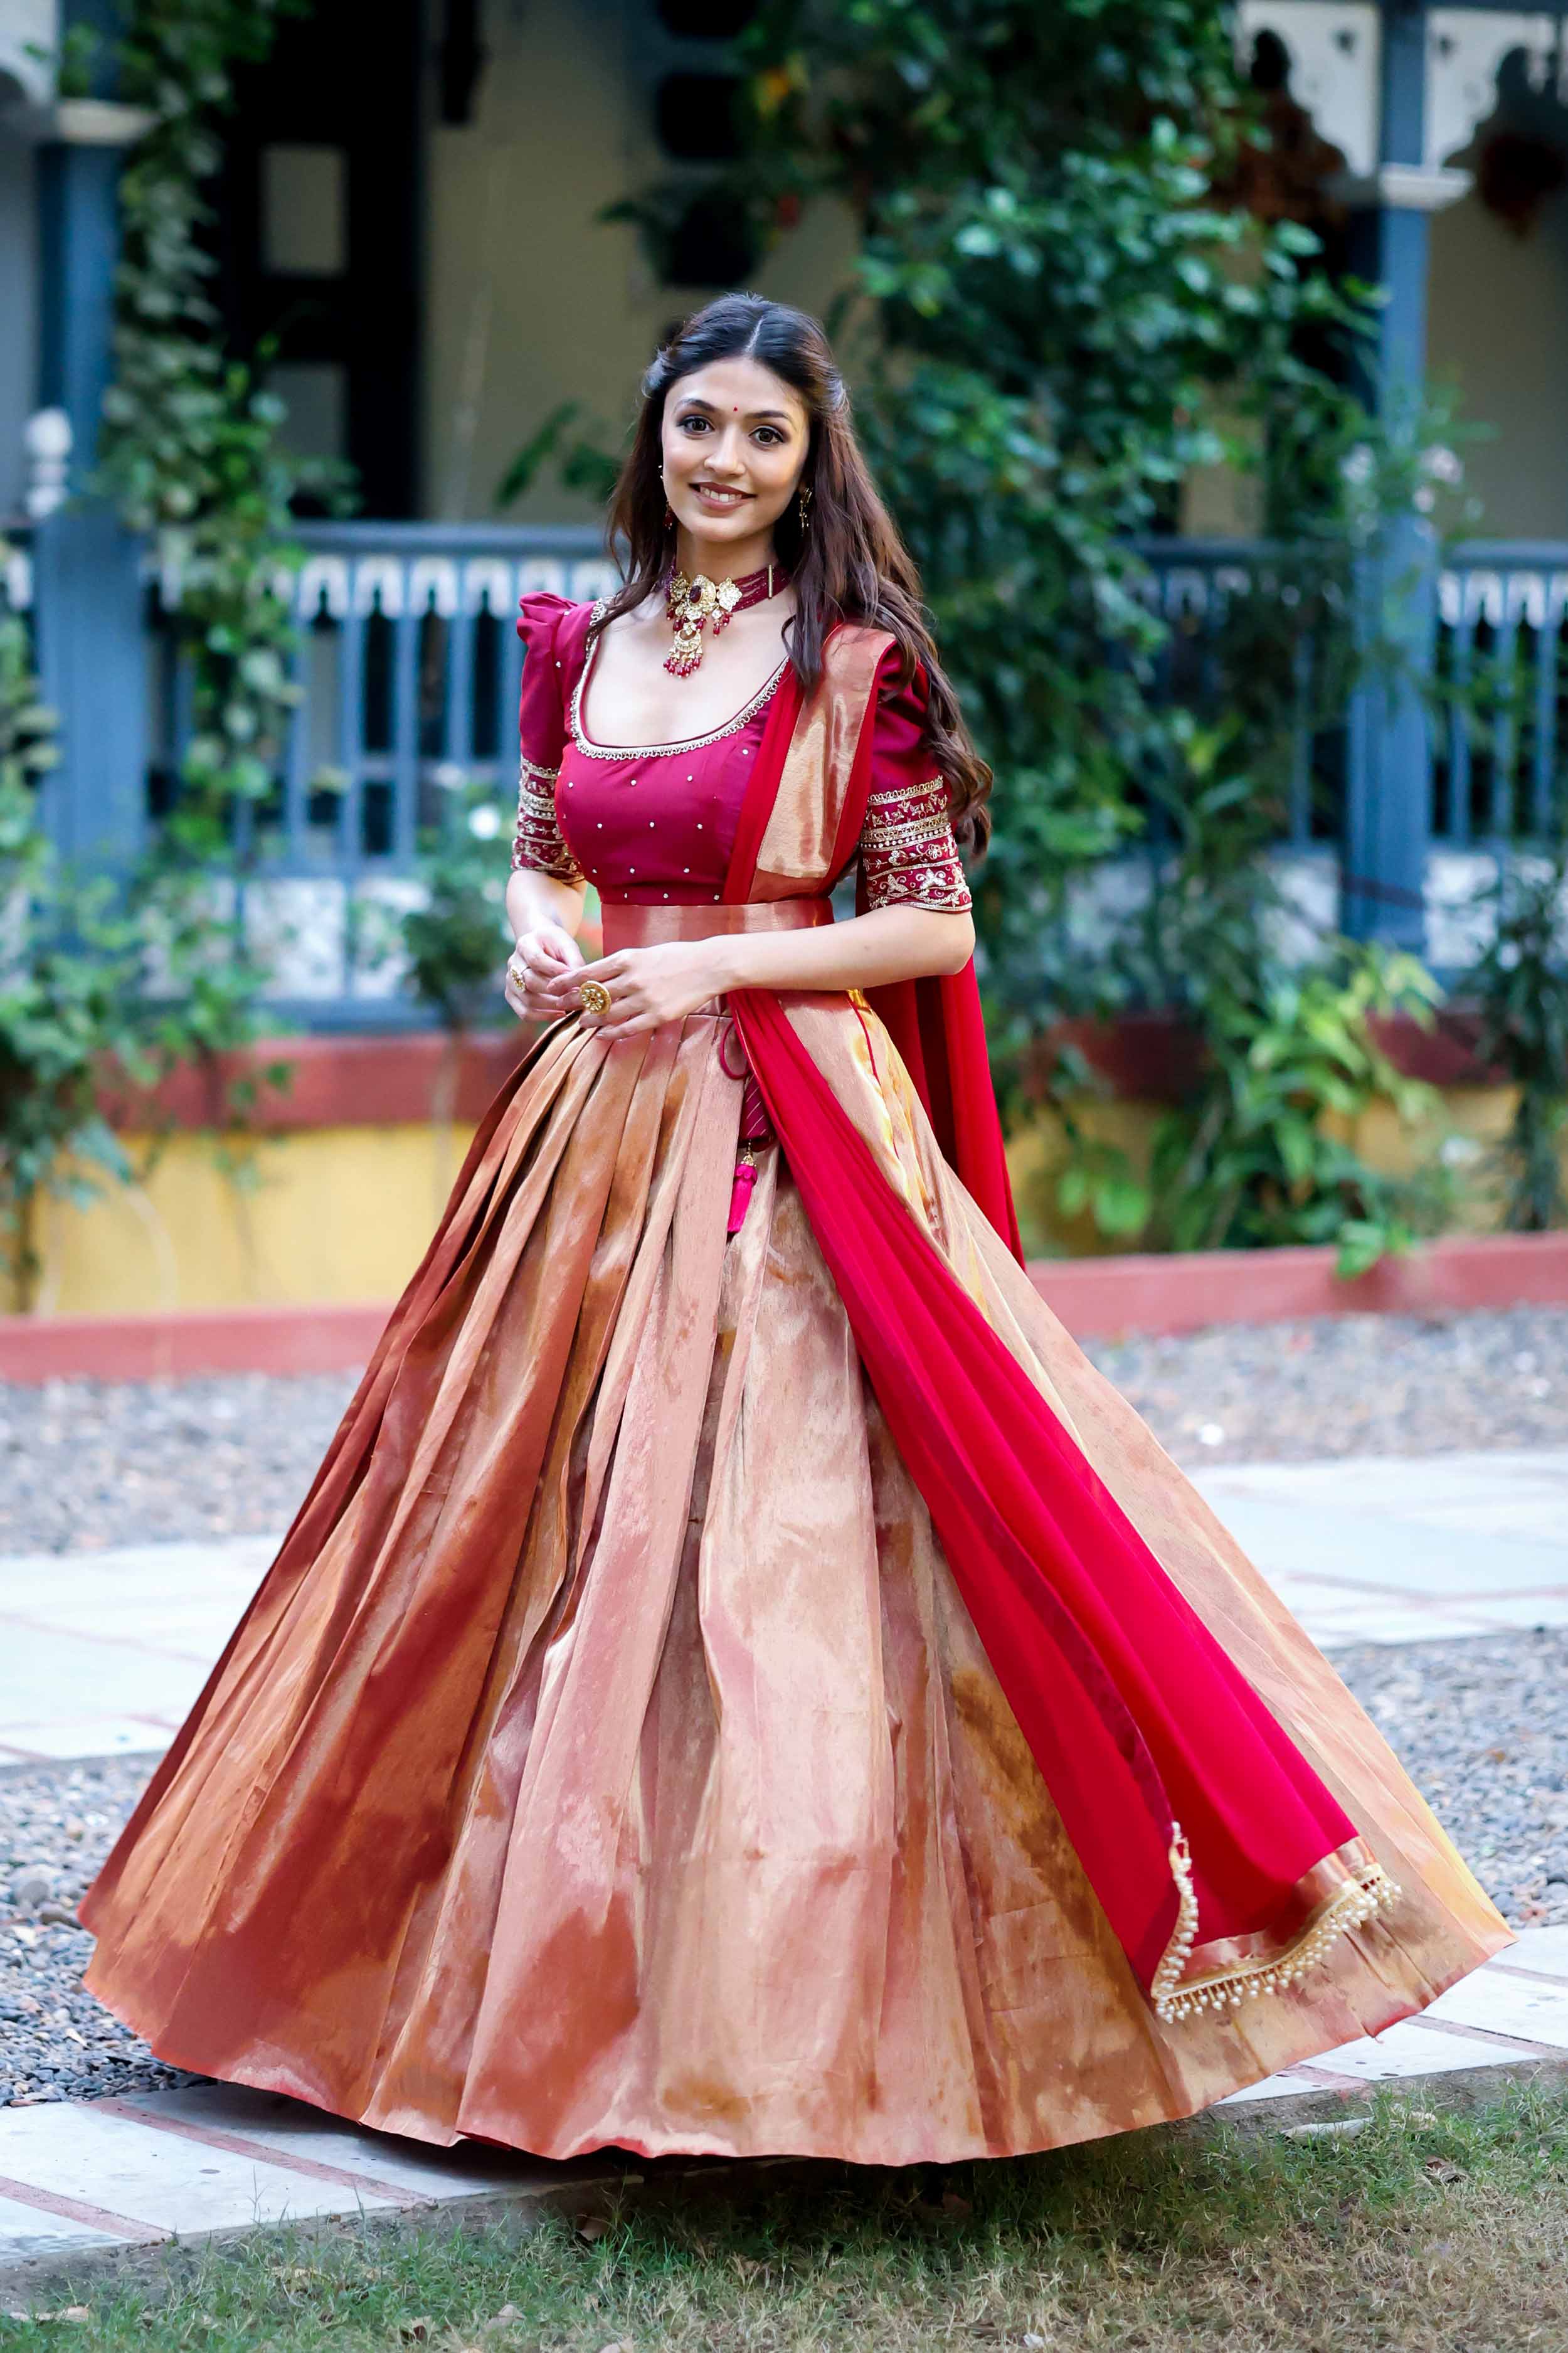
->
[727,1149,757,1235]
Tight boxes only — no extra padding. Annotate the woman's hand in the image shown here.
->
[503,920,585,1024]
[564,940,733,1039]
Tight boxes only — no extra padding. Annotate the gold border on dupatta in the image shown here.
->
[1150,1832,1400,2022]
[751,625,893,894]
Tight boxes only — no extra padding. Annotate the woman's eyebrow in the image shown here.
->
[675,398,795,423]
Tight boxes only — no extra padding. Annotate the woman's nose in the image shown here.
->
[706,427,748,475]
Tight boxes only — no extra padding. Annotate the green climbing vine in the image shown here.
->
[102,0,349,860]
[0,4,342,1309]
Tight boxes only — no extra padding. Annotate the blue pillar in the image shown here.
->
[29,27,149,872]
[1339,0,1436,955]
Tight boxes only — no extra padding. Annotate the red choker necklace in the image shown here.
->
[664,561,788,680]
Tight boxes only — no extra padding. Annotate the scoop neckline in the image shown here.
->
[569,615,790,760]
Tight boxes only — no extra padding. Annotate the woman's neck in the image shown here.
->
[672,526,778,583]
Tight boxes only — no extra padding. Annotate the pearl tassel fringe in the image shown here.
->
[1150,1829,1401,2024]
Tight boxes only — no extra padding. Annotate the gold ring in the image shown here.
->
[578,979,613,1017]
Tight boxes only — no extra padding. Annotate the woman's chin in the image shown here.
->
[679,504,767,537]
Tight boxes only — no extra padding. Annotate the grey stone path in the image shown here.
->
[0,1932,1559,2284]
[1200,1450,1568,1647]
[3,1450,1566,1763]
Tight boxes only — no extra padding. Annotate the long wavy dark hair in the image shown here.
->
[593,294,992,851]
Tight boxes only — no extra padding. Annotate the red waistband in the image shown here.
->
[600,899,833,952]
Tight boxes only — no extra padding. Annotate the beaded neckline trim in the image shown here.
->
[569,600,788,761]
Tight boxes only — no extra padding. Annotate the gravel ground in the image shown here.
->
[0,1370,359,1555]
[0,1630,1563,2111]
[1,1305,1565,1556]
[1085,1304,1568,1468]
[0,1759,204,2108]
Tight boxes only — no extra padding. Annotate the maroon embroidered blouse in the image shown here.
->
[510,593,971,913]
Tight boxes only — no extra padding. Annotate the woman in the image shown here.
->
[81,295,1506,2168]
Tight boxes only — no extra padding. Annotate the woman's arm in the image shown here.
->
[501,869,590,1024]
[536,901,973,1040]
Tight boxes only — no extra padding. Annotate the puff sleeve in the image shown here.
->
[511,592,583,881]
[857,662,972,913]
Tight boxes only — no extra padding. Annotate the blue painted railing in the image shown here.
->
[1435,541,1568,846]
[12,518,1566,1020]
[149,521,615,875]
[1131,536,1350,850]
[1137,534,1568,856]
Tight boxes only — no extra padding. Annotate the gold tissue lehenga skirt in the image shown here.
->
[80,997,1508,2165]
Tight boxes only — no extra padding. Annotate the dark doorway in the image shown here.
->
[215,0,426,517]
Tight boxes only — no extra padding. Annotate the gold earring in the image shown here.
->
[797,483,813,531]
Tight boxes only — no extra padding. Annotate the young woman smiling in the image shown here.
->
[82,295,1506,2170]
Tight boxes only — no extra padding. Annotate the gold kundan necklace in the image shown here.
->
[663,561,787,679]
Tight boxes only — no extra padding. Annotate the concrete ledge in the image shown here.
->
[3,1231,1567,1381]
[1029,1228,1568,1340]
[0,1303,390,1384]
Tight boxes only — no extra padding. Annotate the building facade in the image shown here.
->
[3,1,1568,1026]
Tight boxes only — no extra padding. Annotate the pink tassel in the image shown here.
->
[726,1154,757,1235]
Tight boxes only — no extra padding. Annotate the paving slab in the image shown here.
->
[1187,1493,1568,1602]
[1248,2016,1547,2088]
[0,2101,405,2236]
[1,1450,1565,1762]
[0,1931,1552,2298]
[0,1539,273,1761]
[1492,1925,1568,1975]
[1188,1450,1568,1652]
[0,2192,124,2263]
[1424,1968,1568,2049]
[113,2085,566,2204]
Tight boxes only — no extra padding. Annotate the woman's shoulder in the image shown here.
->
[516,591,605,681]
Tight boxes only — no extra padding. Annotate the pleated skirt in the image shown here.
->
[80,996,1508,2165]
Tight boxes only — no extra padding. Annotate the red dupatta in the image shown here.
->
[722,627,1394,2020]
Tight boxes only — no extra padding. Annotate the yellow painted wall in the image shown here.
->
[16,1125,480,1318]
[6,1079,1560,1317]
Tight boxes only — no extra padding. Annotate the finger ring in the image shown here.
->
[578,979,613,1017]
[506,955,527,986]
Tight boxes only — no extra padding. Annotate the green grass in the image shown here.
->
[6,2089,1568,2351]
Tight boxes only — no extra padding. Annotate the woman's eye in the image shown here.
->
[754,427,783,446]
[677,415,710,433]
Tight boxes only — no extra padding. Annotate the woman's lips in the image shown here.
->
[691,483,751,508]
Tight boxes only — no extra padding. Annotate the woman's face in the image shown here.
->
[660,356,809,559]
